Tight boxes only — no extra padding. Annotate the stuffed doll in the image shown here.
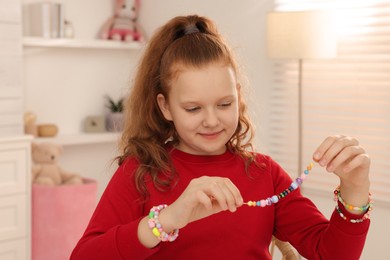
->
[31,142,83,186]
[99,0,144,42]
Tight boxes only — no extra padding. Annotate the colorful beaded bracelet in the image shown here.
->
[334,186,372,212]
[148,204,179,242]
[244,162,314,207]
[333,186,372,223]
[335,204,371,223]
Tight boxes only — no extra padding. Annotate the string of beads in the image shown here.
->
[244,162,314,207]
[147,162,372,243]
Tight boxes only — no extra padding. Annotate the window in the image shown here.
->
[269,0,390,203]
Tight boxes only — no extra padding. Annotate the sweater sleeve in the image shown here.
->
[269,157,370,260]
[70,158,159,260]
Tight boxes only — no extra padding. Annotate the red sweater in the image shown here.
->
[71,148,369,260]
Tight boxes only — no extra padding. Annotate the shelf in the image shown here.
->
[22,37,143,50]
[34,132,121,146]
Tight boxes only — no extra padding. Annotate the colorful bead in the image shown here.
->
[244,163,314,207]
[291,182,298,190]
[148,204,179,242]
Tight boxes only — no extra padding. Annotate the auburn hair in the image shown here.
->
[117,15,255,199]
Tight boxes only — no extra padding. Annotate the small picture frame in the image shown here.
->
[84,115,105,133]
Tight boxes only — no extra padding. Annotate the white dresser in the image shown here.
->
[0,136,31,260]
[0,0,23,137]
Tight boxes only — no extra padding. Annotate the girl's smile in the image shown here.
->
[199,130,224,140]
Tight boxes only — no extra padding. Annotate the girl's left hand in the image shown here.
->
[313,135,370,188]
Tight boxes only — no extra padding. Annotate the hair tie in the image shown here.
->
[184,25,200,35]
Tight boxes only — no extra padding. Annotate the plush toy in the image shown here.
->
[99,0,144,42]
[32,142,83,186]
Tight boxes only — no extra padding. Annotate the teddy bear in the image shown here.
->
[99,0,144,42]
[31,142,83,186]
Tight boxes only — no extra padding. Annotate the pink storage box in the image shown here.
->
[32,178,97,260]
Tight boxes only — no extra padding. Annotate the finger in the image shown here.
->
[325,146,365,173]
[222,178,244,208]
[315,136,359,167]
[313,135,341,162]
[342,153,370,173]
[196,190,221,211]
[218,179,242,212]
[206,181,229,211]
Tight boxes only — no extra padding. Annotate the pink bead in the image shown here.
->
[148,219,155,228]
[300,173,307,180]
[260,200,266,207]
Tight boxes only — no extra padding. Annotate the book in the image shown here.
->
[22,2,63,38]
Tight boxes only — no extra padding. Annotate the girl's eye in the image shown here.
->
[219,102,232,108]
[185,107,200,112]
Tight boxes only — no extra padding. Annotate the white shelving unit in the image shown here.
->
[34,132,120,146]
[23,37,137,146]
[23,36,141,147]
[21,0,141,200]
[23,36,136,146]
[23,36,143,50]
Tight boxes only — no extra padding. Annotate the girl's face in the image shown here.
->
[157,62,239,155]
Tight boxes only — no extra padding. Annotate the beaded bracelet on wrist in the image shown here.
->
[335,204,371,223]
[244,162,314,207]
[148,204,179,242]
[333,186,372,223]
[334,186,372,212]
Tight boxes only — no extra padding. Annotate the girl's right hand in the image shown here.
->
[159,176,244,231]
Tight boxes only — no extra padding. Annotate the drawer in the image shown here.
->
[0,99,23,115]
[0,238,27,260]
[0,149,27,196]
[0,195,27,242]
[0,57,22,90]
[0,24,22,57]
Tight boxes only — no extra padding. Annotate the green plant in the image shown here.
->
[105,95,124,113]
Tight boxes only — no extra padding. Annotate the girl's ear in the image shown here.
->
[157,93,173,121]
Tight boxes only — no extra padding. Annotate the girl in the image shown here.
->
[71,15,371,259]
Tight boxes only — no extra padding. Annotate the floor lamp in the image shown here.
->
[266,11,337,176]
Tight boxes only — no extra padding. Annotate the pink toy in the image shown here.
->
[99,0,144,42]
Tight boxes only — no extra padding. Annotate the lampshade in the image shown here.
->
[266,11,337,59]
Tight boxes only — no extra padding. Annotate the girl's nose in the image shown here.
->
[202,109,219,128]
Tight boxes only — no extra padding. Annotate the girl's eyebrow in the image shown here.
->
[180,94,236,104]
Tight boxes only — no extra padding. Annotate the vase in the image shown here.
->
[105,112,124,132]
